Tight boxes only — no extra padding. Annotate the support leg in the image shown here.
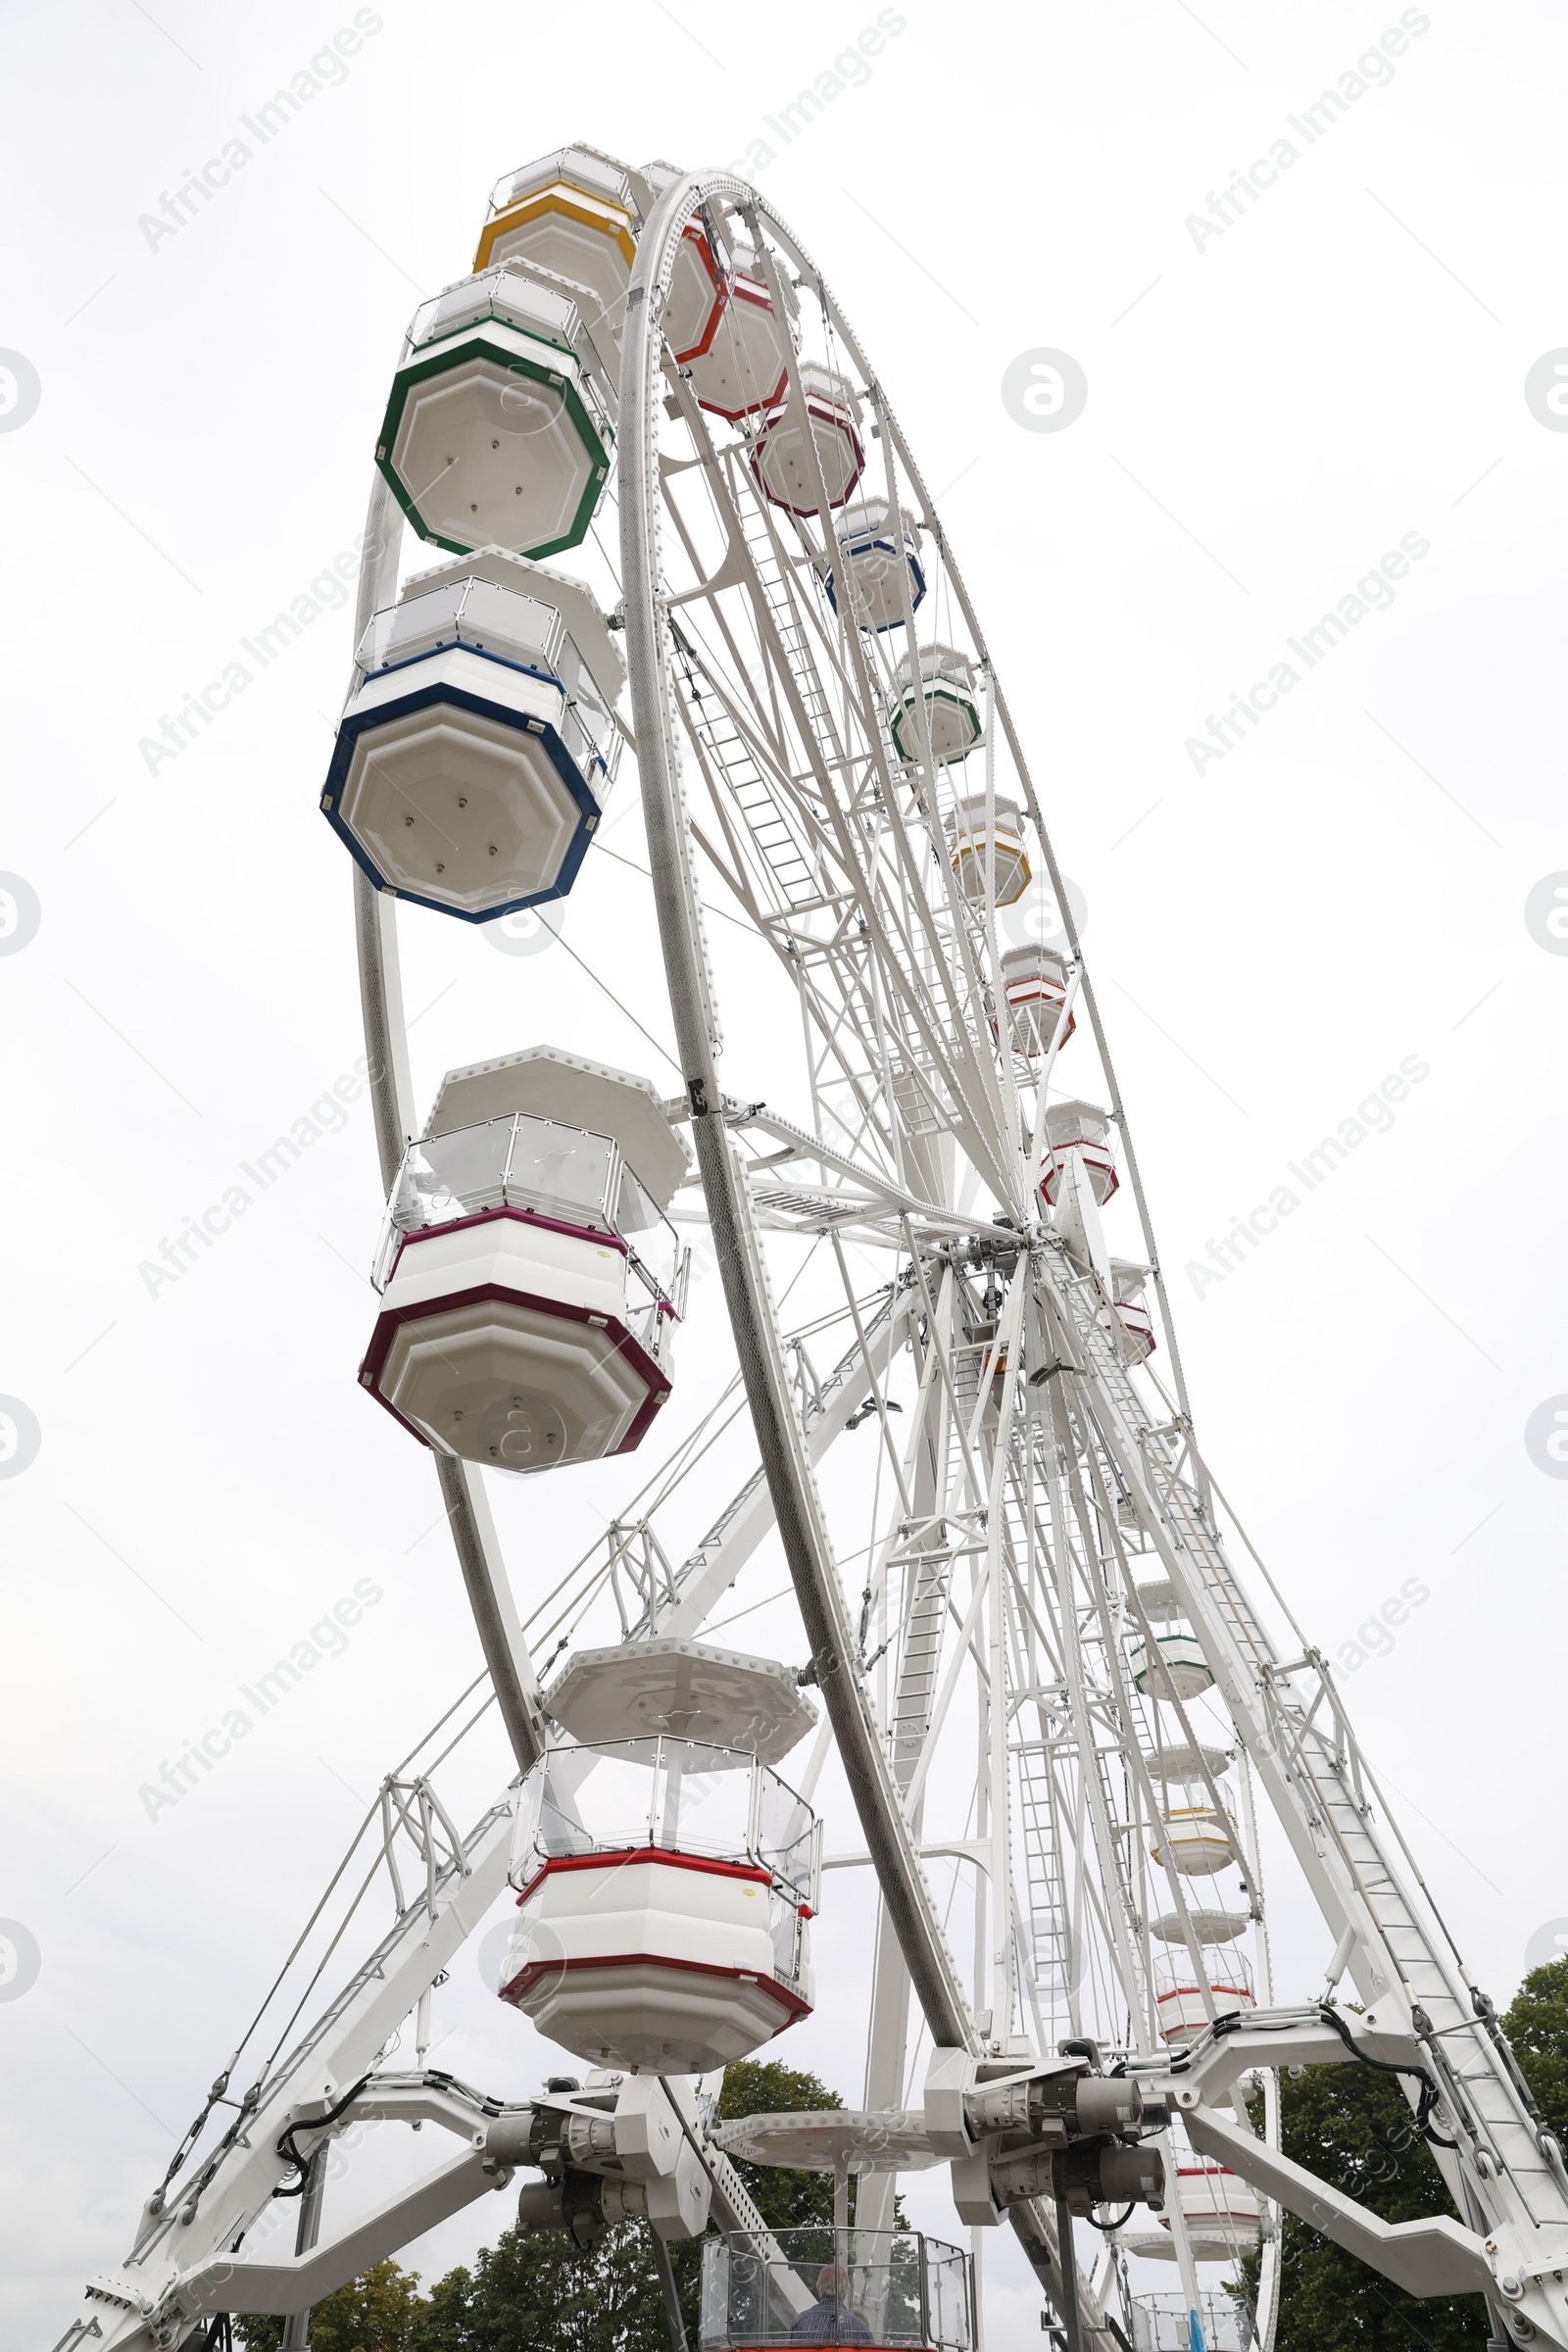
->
[1052,2173,1086,2352]
[279,2148,327,2350]
[650,2226,690,2352]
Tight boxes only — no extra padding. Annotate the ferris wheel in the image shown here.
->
[54,147,1568,2352]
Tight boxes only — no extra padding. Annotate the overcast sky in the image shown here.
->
[5,1,1567,2342]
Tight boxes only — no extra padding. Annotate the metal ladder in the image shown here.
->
[1016,1736,1075,2003]
[677,662,820,908]
[737,483,841,761]
[886,1536,957,1791]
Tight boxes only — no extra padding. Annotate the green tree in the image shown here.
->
[1240,1962,1568,2349]
[412,2223,674,2352]
[1237,2060,1486,2350]
[235,2258,426,2352]
[713,2057,848,2232]
[1501,1960,1568,2145]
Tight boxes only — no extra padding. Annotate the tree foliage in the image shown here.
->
[1500,1962,1568,2146]
[234,2259,427,2352]
[1239,1961,1568,2349]
[713,2057,847,2232]
[412,2224,675,2352]
[1237,2060,1486,2350]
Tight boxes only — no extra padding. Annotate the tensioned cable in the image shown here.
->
[152,1665,510,2199]
[519,1241,850,1651]
[548,920,684,1077]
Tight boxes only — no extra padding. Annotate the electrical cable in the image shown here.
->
[1316,2005,1458,2150]
[273,2075,372,2196]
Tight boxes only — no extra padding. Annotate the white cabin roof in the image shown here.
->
[1146,1740,1231,1783]
[491,144,638,218]
[424,1046,691,1207]
[544,1637,816,1764]
[405,545,624,705]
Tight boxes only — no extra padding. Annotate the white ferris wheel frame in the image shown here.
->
[50,166,1568,2352]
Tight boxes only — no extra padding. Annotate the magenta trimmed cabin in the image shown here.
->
[360,1048,690,1471]
[999,944,1073,1058]
[1038,1098,1118,1208]
[749,363,865,515]
[1109,1258,1155,1361]
[499,1731,820,2072]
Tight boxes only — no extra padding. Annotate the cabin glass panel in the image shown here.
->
[386,1114,616,1242]
[412,265,582,353]
[358,579,566,676]
[699,2230,971,2352]
[511,1737,818,1890]
[504,1115,617,1226]
[757,1772,817,1905]
[616,1159,682,1297]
